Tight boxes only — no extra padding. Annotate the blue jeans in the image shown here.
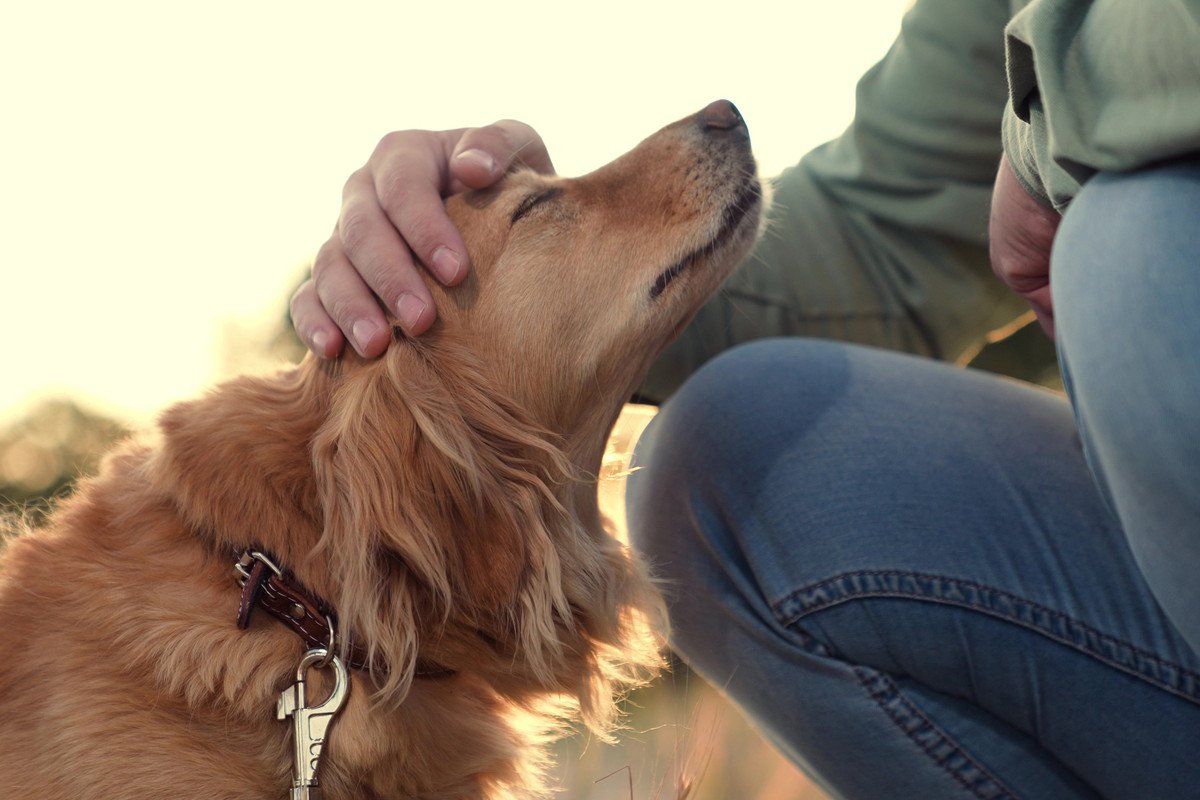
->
[626,159,1200,799]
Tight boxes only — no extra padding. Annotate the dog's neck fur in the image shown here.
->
[105,346,652,797]
[154,362,329,569]
[0,332,658,796]
[150,345,601,668]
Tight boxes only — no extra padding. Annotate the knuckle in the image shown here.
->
[988,242,1004,274]
[401,216,441,256]
[338,207,373,253]
[313,239,342,275]
[320,292,362,327]
[461,124,500,152]
[374,129,413,158]
[494,118,532,137]
[372,129,439,166]
[371,132,401,164]
[375,168,412,215]
[342,167,367,198]
[992,257,1017,284]
[988,239,1017,275]
[375,130,402,151]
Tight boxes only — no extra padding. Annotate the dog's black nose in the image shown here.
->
[698,99,746,132]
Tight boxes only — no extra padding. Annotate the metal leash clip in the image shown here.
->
[276,647,350,800]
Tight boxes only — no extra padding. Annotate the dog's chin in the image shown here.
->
[654,181,764,345]
[648,178,763,302]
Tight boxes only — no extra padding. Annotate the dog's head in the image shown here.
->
[438,100,761,438]
[312,101,762,725]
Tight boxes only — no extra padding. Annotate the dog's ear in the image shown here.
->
[312,340,576,699]
[154,368,327,547]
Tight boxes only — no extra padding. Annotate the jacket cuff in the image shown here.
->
[1001,101,1058,211]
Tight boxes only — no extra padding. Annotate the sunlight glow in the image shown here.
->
[1,1,907,426]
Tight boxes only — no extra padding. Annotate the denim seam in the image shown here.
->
[852,665,1019,800]
[778,594,1020,798]
[772,570,1200,706]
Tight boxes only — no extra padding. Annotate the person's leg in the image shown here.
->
[627,339,1200,800]
[1052,157,1200,655]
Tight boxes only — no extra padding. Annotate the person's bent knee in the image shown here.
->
[627,338,849,561]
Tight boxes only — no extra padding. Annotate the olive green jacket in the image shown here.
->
[641,0,1200,401]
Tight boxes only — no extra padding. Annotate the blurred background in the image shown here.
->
[1,1,1058,797]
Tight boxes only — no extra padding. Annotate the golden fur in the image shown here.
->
[0,104,762,799]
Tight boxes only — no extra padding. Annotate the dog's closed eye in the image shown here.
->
[510,188,562,225]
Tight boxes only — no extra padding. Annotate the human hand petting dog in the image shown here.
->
[291,120,554,358]
[988,154,1062,339]
[296,135,1060,355]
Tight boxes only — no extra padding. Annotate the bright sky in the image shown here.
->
[1,0,907,427]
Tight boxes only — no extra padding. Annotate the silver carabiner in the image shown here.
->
[276,648,350,800]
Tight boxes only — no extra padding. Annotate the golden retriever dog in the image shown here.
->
[0,100,762,799]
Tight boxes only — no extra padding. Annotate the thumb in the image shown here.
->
[449,119,555,191]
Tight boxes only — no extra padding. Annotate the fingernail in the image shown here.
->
[351,319,379,353]
[396,293,429,332]
[455,148,495,176]
[431,246,463,283]
[311,329,330,356]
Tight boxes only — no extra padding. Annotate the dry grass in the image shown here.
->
[551,664,827,800]
[573,406,828,800]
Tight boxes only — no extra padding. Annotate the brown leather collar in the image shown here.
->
[233,549,454,678]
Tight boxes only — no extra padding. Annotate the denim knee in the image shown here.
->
[625,337,866,661]
[628,338,843,567]
[626,334,1098,651]
[626,335,1200,800]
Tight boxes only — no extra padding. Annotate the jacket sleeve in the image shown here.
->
[1002,0,1200,211]
[640,0,1027,401]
